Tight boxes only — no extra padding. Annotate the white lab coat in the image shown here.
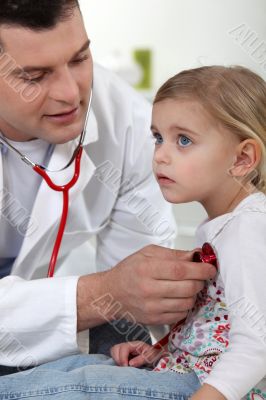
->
[0,65,176,368]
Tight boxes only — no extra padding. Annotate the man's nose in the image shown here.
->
[49,67,79,104]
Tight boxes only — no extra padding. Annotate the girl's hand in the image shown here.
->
[111,340,163,368]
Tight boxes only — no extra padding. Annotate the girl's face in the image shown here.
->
[152,98,241,209]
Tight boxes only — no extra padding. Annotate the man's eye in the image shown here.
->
[72,55,89,64]
[152,132,163,145]
[178,135,192,147]
[21,75,44,84]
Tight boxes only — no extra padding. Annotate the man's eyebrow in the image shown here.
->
[71,39,91,60]
[11,39,91,76]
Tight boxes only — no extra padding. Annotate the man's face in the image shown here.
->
[0,7,92,144]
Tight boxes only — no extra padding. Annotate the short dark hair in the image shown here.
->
[0,0,80,31]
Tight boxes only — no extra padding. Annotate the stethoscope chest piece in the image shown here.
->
[192,242,217,268]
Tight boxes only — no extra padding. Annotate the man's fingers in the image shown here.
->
[149,260,216,281]
[154,296,197,314]
[172,248,198,262]
[140,245,217,280]
[153,279,205,298]
[141,245,196,262]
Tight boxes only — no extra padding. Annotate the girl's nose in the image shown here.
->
[153,143,172,164]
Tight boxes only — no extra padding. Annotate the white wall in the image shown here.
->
[79,0,266,249]
[80,0,266,90]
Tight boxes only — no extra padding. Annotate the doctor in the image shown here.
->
[0,0,216,389]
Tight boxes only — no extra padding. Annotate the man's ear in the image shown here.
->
[229,139,262,177]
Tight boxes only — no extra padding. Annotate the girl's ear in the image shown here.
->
[229,139,262,177]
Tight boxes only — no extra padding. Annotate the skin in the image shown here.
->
[0,7,92,144]
[111,98,261,400]
[151,98,258,219]
[0,9,217,338]
[77,246,216,329]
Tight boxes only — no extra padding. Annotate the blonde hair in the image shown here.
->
[154,66,266,193]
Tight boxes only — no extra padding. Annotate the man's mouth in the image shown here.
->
[44,107,79,124]
[47,107,78,117]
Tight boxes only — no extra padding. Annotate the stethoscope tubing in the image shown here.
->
[34,146,83,277]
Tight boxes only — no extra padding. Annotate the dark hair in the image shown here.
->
[0,0,80,31]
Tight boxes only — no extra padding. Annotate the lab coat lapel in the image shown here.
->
[12,109,99,273]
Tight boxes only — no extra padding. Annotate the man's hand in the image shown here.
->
[104,245,216,325]
[77,245,216,331]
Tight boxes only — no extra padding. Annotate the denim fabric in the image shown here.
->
[89,320,152,356]
[0,354,201,399]
[0,258,14,278]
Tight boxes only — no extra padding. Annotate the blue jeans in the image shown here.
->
[0,354,201,399]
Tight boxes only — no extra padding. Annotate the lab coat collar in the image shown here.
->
[9,107,99,275]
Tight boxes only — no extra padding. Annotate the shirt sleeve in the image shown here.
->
[204,211,266,400]
[0,275,80,367]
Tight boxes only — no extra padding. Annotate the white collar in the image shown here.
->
[196,192,266,244]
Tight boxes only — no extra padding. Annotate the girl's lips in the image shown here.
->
[156,174,176,185]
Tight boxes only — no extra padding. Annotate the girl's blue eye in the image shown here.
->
[178,135,192,147]
[152,133,163,145]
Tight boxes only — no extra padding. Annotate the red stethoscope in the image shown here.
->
[153,242,217,350]
[0,89,93,278]
[33,148,83,277]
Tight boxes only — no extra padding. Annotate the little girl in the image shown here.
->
[110,65,266,400]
